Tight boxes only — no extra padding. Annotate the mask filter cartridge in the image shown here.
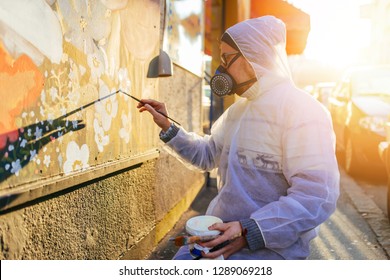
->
[210,66,257,97]
[210,70,234,97]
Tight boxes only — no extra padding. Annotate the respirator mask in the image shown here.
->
[210,52,257,97]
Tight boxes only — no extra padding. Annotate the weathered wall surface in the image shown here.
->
[0,0,161,189]
[0,161,156,259]
[0,0,205,259]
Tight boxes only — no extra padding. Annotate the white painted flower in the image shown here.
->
[72,120,79,129]
[57,153,63,168]
[119,112,131,143]
[95,83,118,131]
[47,113,54,125]
[10,159,21,176]
[118,67,131,93]
[0,0,63,65]
[40,89,46,103]
[93,119,109,152]
[63,141,90,175]
[20,139,27,148]
[30,150,37,161]
[43,155,51,167]
[57,0,112,54]
[34,126,43,140]
[68,59,77,80]
[60,107,67,115]
[49,87,58,101]
[40,106,45,117]
[56,126,64,141]
[67,87,81,106]
[87,51,105,82]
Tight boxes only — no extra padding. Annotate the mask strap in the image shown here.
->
[236,77,257,89]
[226,53,242,68]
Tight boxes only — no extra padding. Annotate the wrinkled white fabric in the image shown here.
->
[168,16,340,259]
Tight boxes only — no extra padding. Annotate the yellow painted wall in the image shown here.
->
[0,0,160,190]
[0,0,205,259]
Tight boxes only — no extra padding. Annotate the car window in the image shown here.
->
[351,68,390,96]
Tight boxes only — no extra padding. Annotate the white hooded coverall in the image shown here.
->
[163,16,340,260]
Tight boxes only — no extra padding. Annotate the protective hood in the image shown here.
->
[225,16,293,98]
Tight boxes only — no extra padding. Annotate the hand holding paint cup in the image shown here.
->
[185,215,223,259]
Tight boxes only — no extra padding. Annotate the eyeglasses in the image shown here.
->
[220,51,241,68]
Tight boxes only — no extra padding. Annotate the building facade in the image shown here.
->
[0,0,205,259]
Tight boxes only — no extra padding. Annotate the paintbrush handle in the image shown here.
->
[209,240,231,252]
[118,90,181,126]
[169,235,218,246]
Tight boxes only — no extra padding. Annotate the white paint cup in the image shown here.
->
[185,215,223,259]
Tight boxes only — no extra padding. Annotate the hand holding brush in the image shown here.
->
[116,89,181,127]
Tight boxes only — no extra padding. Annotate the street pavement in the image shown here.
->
[309,170,389,259]
[148,171,390,260]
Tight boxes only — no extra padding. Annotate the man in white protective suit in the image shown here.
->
[138,16,340,260]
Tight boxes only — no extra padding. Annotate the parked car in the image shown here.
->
[312,82,335,109]
[328,65,390,175]
[378,122,390,222]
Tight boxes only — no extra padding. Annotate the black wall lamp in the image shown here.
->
[147,0,173,78]
[147,49,173,78]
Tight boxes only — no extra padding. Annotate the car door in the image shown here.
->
[328,81,350,150]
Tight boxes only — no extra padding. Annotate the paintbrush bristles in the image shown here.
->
[170,235,201,246]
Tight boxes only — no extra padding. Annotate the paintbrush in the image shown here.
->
[169,235,218,246]
[117,89,181,126]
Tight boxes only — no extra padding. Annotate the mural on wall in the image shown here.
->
[164,0,203,76]
[0,0,161,189]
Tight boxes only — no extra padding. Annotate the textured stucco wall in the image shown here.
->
[0,64,205,260]
[154,66,204,222]
[0,160,156,260]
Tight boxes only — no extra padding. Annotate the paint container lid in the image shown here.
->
[185,215,222,238]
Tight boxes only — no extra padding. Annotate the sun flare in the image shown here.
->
[288,0,372,68]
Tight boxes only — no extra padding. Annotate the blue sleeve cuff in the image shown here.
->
[159,123,180,143]
[240,218,265,251]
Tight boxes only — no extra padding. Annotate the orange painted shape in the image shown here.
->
[0,43,44,134]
